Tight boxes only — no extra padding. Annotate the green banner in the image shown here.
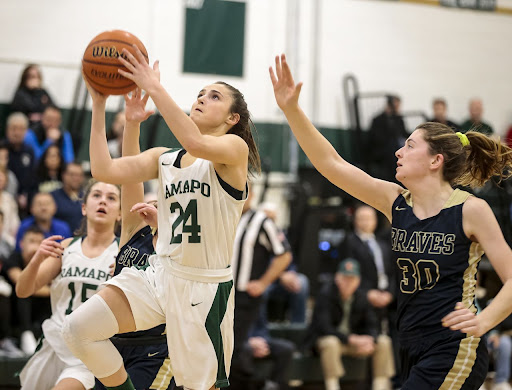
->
[183,0,246,76]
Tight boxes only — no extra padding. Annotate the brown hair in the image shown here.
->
[74,179,121,236]
[417,122,512,187]
[18,64,41,90]
[215,81,261,176]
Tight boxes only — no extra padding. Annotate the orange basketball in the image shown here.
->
[82,30,149,96]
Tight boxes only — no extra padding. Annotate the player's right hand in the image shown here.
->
[33,235,64,263]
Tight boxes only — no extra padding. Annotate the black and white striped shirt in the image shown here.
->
[231,209,291,292]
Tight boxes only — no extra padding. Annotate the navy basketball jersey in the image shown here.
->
[391,188,484,335]
[115,225,165,337]
[115,225,153,275]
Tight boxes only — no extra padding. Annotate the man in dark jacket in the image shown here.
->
[305,258,378,390]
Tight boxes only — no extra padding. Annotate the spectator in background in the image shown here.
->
[368,95,408,183]
[25,105,75,164]
[485,302,512,390]
[0,210,23,357]
[430,98,459,130]
[342,204,397,390]
[304,259,378,390]
[3,226,51,355]
[10,64,55,128]
[35,144,64,193]
[5,112,36,216]
[0,170,20,245]
[244,314,295,390]
[15,192,71,253]
[0,141,19,198]
[461,98,494,135]
[107,110,126,159]
[51,162,85,234]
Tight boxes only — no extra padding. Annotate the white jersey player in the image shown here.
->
[16,181,121,390]
[63,48,260,390]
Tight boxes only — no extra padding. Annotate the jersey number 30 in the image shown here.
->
[170,200,201,244]
[397,258,440,294]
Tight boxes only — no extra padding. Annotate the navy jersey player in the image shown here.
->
[270,54,512,389]
[93,88,174,390]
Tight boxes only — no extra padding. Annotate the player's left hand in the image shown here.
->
[118,45,160,94]
[130,202,158,227]
[442,302,485,337]
[125,87,154,124]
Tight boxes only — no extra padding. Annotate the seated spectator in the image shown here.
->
[460,98,494,134]
[51,162,85,234]
[485,299,512,390]
[35,144,64,193]
[3,226,51,354]
[5,112,36,216]
[0,210,23,357]
[430,98,459,130]
[304,259,379,390]
[0,141,19,198]
[10,64,55,128]
[15,192,71,253]
[244,313,295,390]
[0,170,20,245]
[107,110,126,158]
[25,105,74,164]
[265,262,309,325]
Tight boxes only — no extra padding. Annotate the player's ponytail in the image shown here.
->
[215,81,261,176]
[419,122,512,187]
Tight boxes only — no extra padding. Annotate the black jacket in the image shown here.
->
[342,233,397,304]
[304,281,378,353]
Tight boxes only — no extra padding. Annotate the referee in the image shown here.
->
[230,189,292,387]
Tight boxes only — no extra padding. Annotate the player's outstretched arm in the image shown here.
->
[119,88,155,247]
[270,54,402,219]
[118,46,248,170]
[442,197,512,337]
[84,75,165,185]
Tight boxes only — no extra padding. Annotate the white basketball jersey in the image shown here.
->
[156,150,246,269]
[42,236,118,359]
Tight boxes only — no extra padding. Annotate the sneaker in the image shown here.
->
[0,338,25,358]
[20,330,37,355]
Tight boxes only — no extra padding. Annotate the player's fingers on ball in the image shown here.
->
[121,48,138,65]
[118,69,134,81]
[133,44,146,63]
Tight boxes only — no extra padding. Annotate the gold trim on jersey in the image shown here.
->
[439,336,479,390]
[400,188,471,210]
[150,357,173,390]
[462,242,484,314]
[442,189,471,209]
[401,190,413,207]
[401,188,471,209]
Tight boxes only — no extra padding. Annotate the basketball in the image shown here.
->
[82,30,149,96]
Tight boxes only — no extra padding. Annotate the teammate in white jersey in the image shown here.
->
[16,180,121,390]
[62,48,261,390]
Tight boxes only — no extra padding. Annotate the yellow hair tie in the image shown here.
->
[456,132,470,147]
